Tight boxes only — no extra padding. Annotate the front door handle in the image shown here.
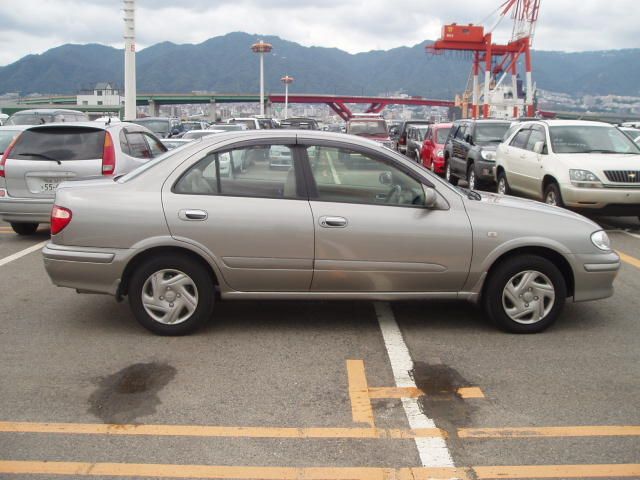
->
[179,209,208,221]
[319,216,348,228]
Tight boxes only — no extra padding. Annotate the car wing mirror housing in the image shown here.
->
[424,186,438,208]
[533,141,545,154]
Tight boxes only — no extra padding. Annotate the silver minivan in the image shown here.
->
[0,122,167,234]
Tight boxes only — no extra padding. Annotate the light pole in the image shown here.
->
[281,75,294,119]
[251,40,273,116]
[123,0,136,120]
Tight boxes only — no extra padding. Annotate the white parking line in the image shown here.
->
[374,301,455,468]
[0,241,47,267]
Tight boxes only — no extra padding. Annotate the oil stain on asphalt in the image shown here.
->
[88,362,176,423]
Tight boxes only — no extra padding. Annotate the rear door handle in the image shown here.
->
[319,216,348,228]
[179,209,208,221]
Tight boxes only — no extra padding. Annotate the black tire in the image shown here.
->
[483,254,567,334]
[11,222,39,235]
[544,182,564,208]
[497,170,511,195]
[128,254,215,335]
[445,159,459,186]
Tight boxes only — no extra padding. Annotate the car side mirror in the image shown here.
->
[379,171,393,185]
[423,187,438,208]
[465,134,474,145]
[533,141,545,154]
[170,128,180,136]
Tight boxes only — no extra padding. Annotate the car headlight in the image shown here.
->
[480,150,496,161]
[570,169,602,188]
[591,231,611,251]
[436,150,444,157]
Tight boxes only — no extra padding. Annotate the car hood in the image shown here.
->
[473,190,599,227]
[556,153,640,172]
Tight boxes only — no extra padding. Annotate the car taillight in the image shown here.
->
[0,133,20,178]
[51,205,72,235]
[399,136,406,145]
[102,131,116,175]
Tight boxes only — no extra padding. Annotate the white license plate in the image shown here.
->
[40,179,62,192]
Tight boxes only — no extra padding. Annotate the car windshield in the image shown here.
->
[475,123,511,143]
[131,120,169,134]
[229,119,256,129]
[549,125,640,154]
[348,121,387,136]
[0,129,22,153]
[436,127,451,144]
[182,122,202,131]
[6,113,55,125]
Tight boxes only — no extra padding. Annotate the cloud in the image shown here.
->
[0,0,637,67]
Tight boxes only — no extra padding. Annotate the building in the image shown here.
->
[77,83,123,107]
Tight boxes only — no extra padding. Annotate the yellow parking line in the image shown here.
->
[616,250,640,269]
[0,461,638,479]
[474,464,640,479]
[367,386,485,399]
[346,360,376,427]
[0,421,444,439]
[458,425,640,439]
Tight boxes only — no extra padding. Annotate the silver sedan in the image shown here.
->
[43,131,620,335]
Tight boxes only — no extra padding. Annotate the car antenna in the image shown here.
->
[106,116,111,126]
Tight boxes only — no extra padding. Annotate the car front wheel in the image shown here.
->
[544,182,564,208]
[483,255,566,333]
[128,254,214,335]
[497,171,511,195]
[11,222,39,235]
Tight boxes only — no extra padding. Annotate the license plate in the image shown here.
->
[40,178,61,192]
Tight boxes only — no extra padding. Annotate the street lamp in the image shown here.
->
[251,40,273,117]
[280,75,294,119]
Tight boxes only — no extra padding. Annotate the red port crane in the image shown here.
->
[428,0,541,119]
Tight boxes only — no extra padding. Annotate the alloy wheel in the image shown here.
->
[141,269,199,325]
[502,270,555,324]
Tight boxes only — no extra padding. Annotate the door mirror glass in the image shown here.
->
[423,187,438,208]
[533,141,545,154]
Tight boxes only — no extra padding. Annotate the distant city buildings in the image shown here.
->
[77,82,123,107]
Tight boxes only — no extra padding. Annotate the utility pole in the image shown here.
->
[123,0,137,120]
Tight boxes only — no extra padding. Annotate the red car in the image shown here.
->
[420,122,452,176]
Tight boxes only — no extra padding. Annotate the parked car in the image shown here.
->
[208,123,248,132]
[394,120,433,155]
[444,119,511,190]
[161,138,192,150]
[280,117,320,130]
[226,117,275,130]
[420,123,452,175]
[405,124,430,162]
[5,109,89,126]
[129,117,183,138]
[181,129,226,140]
[180,121,209,134]
[43,130,618,336]
[495,120,640,219]
[0,122,166,235]
[268,145,293,169]
[346,116,394,149]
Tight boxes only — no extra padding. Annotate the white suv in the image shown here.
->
[495,120,640,218]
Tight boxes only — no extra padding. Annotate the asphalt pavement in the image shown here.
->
[0,217,638,479]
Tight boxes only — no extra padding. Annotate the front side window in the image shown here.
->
[510,128,531,150]
[306,146,425,207]
[525,126,546,152]
[455,124,467,140]
[175,145,298,199]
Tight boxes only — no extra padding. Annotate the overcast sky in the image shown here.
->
[0,0,637,66]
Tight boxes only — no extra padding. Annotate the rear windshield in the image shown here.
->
[347,120,387,136]
[0,130,22,154]
[11,128,105,161]
[5,112,88,125]
[131,119,169,134]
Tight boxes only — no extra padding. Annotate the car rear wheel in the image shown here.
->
[497,171,511,195]
[11,222,39,235]
[128,254,214,335]
[483,255,566,334]
[544,182,564,208]
[445,160,459,186]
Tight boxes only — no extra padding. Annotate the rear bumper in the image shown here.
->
[569,251,620,302]
[0,195,53,223]
[42,243,131,296]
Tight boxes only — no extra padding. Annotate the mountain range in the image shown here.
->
[0,32,638,99]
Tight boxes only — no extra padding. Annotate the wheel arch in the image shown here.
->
[542,175,558,198]
[480,246,575,301]
[117,246,220,300]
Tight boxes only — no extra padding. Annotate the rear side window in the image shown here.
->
[143,133,168,156]
[0,130,22,154]
[11,128,105,161]
[126,132,152,159]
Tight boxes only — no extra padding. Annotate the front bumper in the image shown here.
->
[474,159,496,183]
[0,194,53,223]
[561,184,640,211]
[43,243,131,296]
[569,251,620,302]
